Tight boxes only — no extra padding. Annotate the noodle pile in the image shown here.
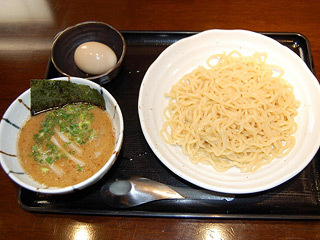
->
[160,51,300,172]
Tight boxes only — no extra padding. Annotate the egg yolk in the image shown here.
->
[74,41,117,75]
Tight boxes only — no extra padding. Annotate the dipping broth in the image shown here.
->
[18,104,115,188]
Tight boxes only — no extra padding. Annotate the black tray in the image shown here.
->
[18,31,320,219]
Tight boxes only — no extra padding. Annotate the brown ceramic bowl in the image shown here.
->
[51,21,126,85]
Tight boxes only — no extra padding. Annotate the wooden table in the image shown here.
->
[1,0,320,239]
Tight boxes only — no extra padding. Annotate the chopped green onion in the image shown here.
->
[30,104,95,167]
[76,165,83,172]
[40,167,50,173]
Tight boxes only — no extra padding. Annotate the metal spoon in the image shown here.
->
[100,176,234,208]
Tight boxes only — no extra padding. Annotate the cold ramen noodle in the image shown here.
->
[18,103,115,188]
[160,51,300,173]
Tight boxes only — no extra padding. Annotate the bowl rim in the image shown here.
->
[51,21,127,81]
[0,77,124,194]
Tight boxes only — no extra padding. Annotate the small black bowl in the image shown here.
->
[51,21,126,85]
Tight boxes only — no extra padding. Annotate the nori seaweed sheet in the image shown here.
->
[30,79,105,115]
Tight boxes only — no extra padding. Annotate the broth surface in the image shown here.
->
[18,104,115,188]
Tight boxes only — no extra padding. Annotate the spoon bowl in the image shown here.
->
[100,176,183,208]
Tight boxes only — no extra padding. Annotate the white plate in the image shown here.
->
[138,29,320,194]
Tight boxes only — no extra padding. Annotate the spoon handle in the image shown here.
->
[127,177,234,201]
[170,185,234,201]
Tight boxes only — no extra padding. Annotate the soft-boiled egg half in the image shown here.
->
[74,41,117,75]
